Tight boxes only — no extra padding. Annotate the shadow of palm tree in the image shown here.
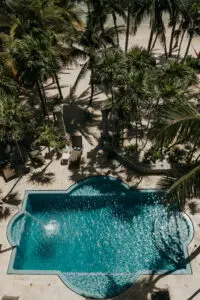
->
[3,192,21,206]
[188,201,200,215]
[0,245,16,253]
[62,87,105,145]
[187,288,200,300]
[28,171,55,185]
[0,205,11,220]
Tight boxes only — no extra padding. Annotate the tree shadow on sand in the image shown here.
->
[63,89,105,146]
[28,161,55,185]
[69,144,142,188]
[28,171,55,185]
[3,192,21,206]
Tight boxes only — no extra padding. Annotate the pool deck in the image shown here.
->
[1,149,200,300]
[1,25,200,300]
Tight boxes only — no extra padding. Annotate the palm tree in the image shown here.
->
[126,46,156,71]
[94,47,125,143]
[147,0,172,56]
[68,13,119,106]
[151,99,200,205]
[105,0,126,47]
[177,1,191,61]
[168,0,180,56]
[0,65,18,96]
[183,0,200,60]
[0,97,32,161]
[35,124,64,153]
[2,35,49,116]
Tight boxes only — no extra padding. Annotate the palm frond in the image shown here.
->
[167,164,200,206]
[151,100,200,147]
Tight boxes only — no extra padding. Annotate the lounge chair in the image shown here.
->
[71,135,83,149]
[1,164,16,182]
[69,149,82,165]
[61,152,70,165]
[68,135,83,166]
[2,296,19,300]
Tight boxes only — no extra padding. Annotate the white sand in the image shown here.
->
[1,17,200,300]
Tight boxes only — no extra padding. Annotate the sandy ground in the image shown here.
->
[1,18,200,300]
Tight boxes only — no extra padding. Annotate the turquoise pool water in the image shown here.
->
[7,176,193,298]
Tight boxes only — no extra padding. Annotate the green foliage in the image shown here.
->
[151,100,200,148]
[126,46,156,71]
[0,97,32,141]
[143,147,163,163]
[124,144,138,154]
[167,147,186,164]
[35,124,65,152]
[185,55,200,72]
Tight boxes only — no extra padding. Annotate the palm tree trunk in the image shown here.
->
[163,35,168,59]
[184,32,194,60]
[15,139,24,162]
[100,18,105,36]
[148,28,154,51]
[89,76,94,107]
[151,33,158,50]
[135,121,138,152]
[169,21,176,56]
[112,12,119,47]
[125,7,131,53]
[54,73,63,100]
[36,81,47,116]
[177,29,186,61]
[40,81,49,120]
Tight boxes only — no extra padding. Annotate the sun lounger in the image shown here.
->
[61,152,70,165]
[69,149,82,164]
[71,135,83,150]
[69,135,83,166]
[1,165,16,182]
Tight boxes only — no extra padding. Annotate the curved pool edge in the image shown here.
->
[6,175,195,299]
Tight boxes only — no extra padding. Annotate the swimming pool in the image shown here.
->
[7,176,193,298]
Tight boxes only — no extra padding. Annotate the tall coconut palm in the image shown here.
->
[2,35,50,115]
[105,0,126,47]
[68,13,119,106]
[94,47,125,143]
[183,0,200,60]
[148,0,172,56]
[168,0,181,56]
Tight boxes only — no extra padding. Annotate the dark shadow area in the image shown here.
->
[156,176,177,190]
[151,290,170,300]
[0,245,16,254]
[111,273,173,300]
[63,96,103,145]
[2,175,23,201]
[187,288,200,300]
[188,201,200,215]
[3,192,21,206]
[28,160,55,185]
[0,205,11,220]
[28,171,55,185]
[185,244,200,264]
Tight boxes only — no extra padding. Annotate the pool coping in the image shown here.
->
[6,175,194,298]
